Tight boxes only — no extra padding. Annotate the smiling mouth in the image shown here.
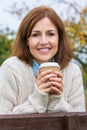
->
[38,48,51,53]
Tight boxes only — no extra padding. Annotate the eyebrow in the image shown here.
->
[32,30,56,32]
[32,31,40,33]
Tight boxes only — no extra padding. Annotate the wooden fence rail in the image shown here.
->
[0,112,87,130]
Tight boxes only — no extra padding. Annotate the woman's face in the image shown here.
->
[28,17,59,64]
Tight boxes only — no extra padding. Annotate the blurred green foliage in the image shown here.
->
[65,7,87,73]
[84,89,87,110]
[82,68,87,89]
[0,27,14,65]
[0,34,13,65]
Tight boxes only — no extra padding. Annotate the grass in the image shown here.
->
[84,89,87,110]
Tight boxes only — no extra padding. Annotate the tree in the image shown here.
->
[0,28,14,65]
[65,7,87,72]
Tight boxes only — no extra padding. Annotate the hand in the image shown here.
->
[36,69,56,93]
[48,71,64,95]
[36,69,63,96]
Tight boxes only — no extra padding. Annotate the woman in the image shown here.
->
[0,6,85,114]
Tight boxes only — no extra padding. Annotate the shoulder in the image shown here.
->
[2,56,22,65]
[66,62,81,71]
[63,61,82,76]
[1,56,31,71]
[0,56,34,81]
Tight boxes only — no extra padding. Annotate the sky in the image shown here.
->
[0,0,87,32]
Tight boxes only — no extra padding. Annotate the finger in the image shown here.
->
[42,87,52,93]
[38,81,52,90]
[38,82,52,93]
[37,73,58,85]
[38,69,53,79]
[49,77,63,84]
[51,86,63,95]
[54,71,63,79]
[50,81,63,91]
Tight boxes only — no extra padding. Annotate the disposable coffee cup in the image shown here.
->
[39,62,60,73]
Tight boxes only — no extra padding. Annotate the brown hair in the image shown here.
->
[12,6,72,69]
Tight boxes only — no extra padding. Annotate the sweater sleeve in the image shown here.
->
[67,66,86,112]
[47,65,86,112]
[0,64,49,114]
[12,83,49,114]
[48,95,73,112]
[0,64,18,114]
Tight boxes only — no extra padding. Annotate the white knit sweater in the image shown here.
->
[0,56,86,114]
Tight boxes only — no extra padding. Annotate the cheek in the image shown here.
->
[27,39,33,54]
[28,40,37,56]
[53,40,58,53]
[28,38,38,47]
[54,38,58,48]
[55,36,59,47]
[29,44,35,54]
[28,39,34,49]
[54,45,58,54]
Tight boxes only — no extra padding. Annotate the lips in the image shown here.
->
[37,47,51,53]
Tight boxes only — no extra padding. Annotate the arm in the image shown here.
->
[0,64,48,114]
[12,83,49,114]
[48,65,86,112]
[67,66,86,111]
[0,64,18,114]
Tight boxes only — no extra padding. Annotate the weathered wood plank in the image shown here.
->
[0,113,65,130]
[0,112,87,130]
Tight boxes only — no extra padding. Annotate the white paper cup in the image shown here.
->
[39,62,60,73]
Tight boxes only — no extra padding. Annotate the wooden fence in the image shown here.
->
[0,112,87,130]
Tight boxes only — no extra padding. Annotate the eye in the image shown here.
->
[31,33,40,37]
[47,31,56,36]
[49,32,55,36]
[32,34,38,37]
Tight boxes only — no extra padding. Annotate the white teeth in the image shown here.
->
[39,48,50,52]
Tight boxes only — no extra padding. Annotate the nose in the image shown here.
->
[40,34,48,45]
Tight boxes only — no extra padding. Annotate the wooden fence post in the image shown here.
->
[78,112,87,130]
[65,113,79,130]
